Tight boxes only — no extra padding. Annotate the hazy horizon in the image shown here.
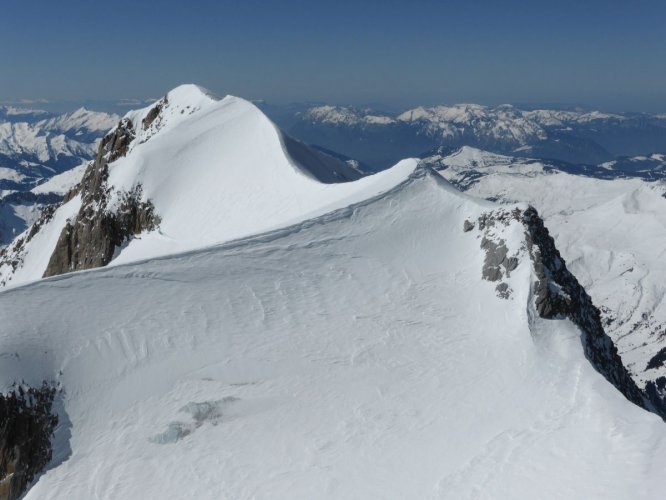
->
[3,0,666,113]
[1,91,664,116]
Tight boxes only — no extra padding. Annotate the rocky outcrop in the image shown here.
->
[467,205,662,418]
[100,117,135,164]
[480,237,518,282]
[43,118,160,278]
[645,377,666,416]
[521,207,651,413]
[0,384,58,500]
[0,192,62,206]
[142,99,166,131]
[646,347,666,371]
[473,209,522,299]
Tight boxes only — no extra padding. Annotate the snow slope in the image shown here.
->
[431,147,666,395]
[0,85,417,287]
[2,169,666,499]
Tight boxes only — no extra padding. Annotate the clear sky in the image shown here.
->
[2,0,666,111]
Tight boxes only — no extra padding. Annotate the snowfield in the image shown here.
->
[2,168,666,499]
[3,88,666,499]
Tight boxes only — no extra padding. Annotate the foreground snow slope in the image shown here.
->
[0,85,417,287]
[2,169,665,499]
[431,147,666,393]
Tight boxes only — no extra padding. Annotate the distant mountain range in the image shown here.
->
[0,106,117,244]
[0,106,117,190]
[259,102,666,170]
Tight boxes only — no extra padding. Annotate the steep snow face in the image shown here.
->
[30,163,87,196]
[0,161,84,249]
[2,171,666,500]
[110,89,416,263]
[0,196,82,285]
[0,85,418,286]
[431,147,666,400]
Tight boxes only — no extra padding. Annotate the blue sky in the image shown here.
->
[2,0,666,111]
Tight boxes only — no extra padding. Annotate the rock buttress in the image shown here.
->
[43,118,160,278]
[0,384,58,500]
[521,206,651,413]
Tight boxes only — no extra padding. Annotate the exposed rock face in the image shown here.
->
[645,377,666,416]
[142,99,166,131]
[646,347,666,371]
[476,209,522,299]
[0,384,58,500]
[480,237,518,282]
[521,207,651,414]
[468,205,662,418]
[43,118,160,278]
[100,117,135,164]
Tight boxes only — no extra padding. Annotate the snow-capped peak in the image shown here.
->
[39,107,119,135]
[0,86,417,287]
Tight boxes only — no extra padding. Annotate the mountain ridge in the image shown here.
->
[0,85,418,287]
[3,156,666,499]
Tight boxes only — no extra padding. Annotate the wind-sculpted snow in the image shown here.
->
[2,170,666,499]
